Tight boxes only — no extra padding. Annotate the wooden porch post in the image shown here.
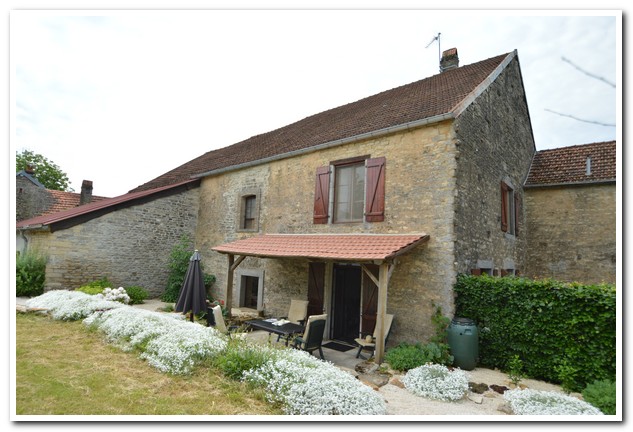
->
[225,254,234,318]
[374,261,390,364]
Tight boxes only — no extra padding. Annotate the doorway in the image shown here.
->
[331,264,361,344]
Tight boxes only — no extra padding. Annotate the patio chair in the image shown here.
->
[354,314,394,359]
[293,314,327,359]
[276,299,309,342]
[208,305,245,339]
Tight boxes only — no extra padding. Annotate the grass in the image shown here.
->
[15,312,283,416]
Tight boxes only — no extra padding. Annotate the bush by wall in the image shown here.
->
[16,251,47,297]
[453,274,616,392]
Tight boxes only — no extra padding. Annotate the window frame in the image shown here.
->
[501,180,518,236]
[332,158,367,223]
[237,189,260,232]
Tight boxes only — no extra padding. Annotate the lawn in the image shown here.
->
[14,312,282,416]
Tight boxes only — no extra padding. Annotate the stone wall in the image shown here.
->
[524,184,616,284]
[22,187,200,296]
[16,176,54,222]
[452,56,536,276]
[196,121,459,346]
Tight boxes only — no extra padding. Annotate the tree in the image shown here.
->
[16,149,73,192]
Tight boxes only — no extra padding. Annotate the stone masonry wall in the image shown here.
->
[452,56,536,277]
[16,176,55,222]
[196,122,459,346]
[23,187,200,296]
[524,184,616,284]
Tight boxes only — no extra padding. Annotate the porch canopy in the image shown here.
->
[212,233,430,363]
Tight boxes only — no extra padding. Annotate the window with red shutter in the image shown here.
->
[313,166,330,224]
[500,181,517,235]
[365,157,386,222]
[500,181,508,233]
[313,156,386,224]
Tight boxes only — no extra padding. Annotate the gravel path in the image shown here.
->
[378,367,564,416]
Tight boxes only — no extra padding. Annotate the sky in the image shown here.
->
[10,7,620,198]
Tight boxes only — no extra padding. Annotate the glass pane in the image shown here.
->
[334,163,364,222]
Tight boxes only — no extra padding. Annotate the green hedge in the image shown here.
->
[454,274,616,392]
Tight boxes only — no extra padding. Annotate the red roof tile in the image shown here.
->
[212,233,430,262]
[16,179,199,229]
[43,190,109,216]
[130,52,513,193]
[525,141,616,186]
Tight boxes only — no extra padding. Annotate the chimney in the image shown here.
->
[25,164,35,175]
[80,180,93,205]
[440,48,459,72]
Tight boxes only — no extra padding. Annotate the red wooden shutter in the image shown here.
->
[308,262,325,316]
[470,269,482,276]
[313,166,330,224]
[514,193,520,237]
[500,181,508,232]
[365,157,386,222]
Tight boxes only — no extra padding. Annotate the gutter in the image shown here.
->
[524,179,616,189]
[192,112,455,179]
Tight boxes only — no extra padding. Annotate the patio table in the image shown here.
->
[246,319,305,346]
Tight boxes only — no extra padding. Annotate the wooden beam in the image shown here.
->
[230,255,246,272]
[360,264,380,287]
[374,262,390,364]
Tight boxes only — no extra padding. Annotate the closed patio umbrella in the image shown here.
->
[175,250,208,322]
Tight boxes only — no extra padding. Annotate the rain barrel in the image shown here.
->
[447,317,479,370]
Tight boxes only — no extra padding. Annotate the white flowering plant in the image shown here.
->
[504,388,604,415]
[25,290,388,414]
[243,347,387,415]
[25,289,124,320]
[402,363,469,401]
[95,287,130,304]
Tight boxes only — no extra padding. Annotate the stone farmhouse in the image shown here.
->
[16,48,616,359]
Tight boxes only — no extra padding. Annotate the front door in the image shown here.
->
[331,264,361,344]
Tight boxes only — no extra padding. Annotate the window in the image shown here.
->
[334,162,365,222]
[238,190,260,232]
[243,195,256,229]
[313,156,386,224]
[500,181,519,236]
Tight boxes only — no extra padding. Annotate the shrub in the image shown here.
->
[504,388,603,415]
[385,342,453,371]
[582,379,616,415]
[161,236,216,303]
[26,290,124,321]
[124,286,149,305]
[213,340,276,380]
[16,250,47,297]
[454,274,616,391]
[76,277,113,295]
[402,363,469,401]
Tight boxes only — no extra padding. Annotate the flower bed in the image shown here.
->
[402,363,469,401]
[504,388,604,415]
[24,290,387,415]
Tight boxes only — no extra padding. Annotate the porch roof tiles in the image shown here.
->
[212,233,430,262]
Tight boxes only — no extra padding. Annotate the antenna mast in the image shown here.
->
[426,32,441,72]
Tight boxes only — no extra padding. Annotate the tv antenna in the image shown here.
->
[426,32,441,71]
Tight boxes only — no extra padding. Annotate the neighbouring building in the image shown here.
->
[523,141,616,284]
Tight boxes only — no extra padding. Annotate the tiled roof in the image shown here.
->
[130,52,513,193]
[525,141,616,187]
[212,233,430,262]
[16,179,199,229]
[43,190,109,216]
